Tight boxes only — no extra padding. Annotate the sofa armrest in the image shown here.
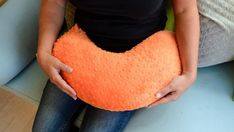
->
[6,59,48,103]
[0,0,40,85]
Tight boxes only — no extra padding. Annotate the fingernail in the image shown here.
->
[69,68,73,73]
[73,96,77,100]
[156,93,162,98]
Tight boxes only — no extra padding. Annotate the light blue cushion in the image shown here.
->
[6,59,48,102]
[125,62,234,132]
[0,0,40,85]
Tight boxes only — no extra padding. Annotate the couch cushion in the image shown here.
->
[6,60,48,102]
[52,24,181,111]
[124,62,234,132]
[0,0,40,85]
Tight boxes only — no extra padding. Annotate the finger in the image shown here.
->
[155,85,173,99]
[55,76,77,99]
[53,80,77,100]
[56,60,73,73]
[148,92,178,108]
[156,78,177,99]
[60,87,77,101]
[50,70,77,100]
[147,97,170,108]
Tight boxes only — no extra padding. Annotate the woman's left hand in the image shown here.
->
[147,72,196,108]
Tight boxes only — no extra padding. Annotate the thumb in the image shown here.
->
[156,80,175,99]
[58,62,73,73]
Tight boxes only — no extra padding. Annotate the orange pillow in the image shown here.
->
[52,24,181,111]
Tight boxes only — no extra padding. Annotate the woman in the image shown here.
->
[33,0,199,131]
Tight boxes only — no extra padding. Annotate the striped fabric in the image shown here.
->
[198,0,234,33]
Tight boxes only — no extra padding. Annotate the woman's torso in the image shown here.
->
[70,0,167,52]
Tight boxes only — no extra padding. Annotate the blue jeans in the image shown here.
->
[32,80,137,132]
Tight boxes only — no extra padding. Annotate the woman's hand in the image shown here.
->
[147,0,200,108]
[36,51,77,100]
[37,0,75,99]
[147,72,196,108]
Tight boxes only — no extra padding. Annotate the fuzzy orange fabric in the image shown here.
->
[52,24,181,111]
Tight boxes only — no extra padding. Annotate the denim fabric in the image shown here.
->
[32,80,137,132]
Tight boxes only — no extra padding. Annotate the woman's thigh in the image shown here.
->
[198,15,234,67]
[80,105,137,132]
[32,80,86,132]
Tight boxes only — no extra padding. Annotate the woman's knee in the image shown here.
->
[32,116,63,132]
[80,106,137,132]
[32,80,85,132]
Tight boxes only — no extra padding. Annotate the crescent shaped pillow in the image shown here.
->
[52,24,181,111]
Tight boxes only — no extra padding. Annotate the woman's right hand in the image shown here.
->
[36,51,77,100]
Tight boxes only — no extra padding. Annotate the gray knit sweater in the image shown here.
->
[198,0,234,33]
[197,0,234,67]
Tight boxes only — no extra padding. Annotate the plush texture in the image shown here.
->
[52,24,181,111]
